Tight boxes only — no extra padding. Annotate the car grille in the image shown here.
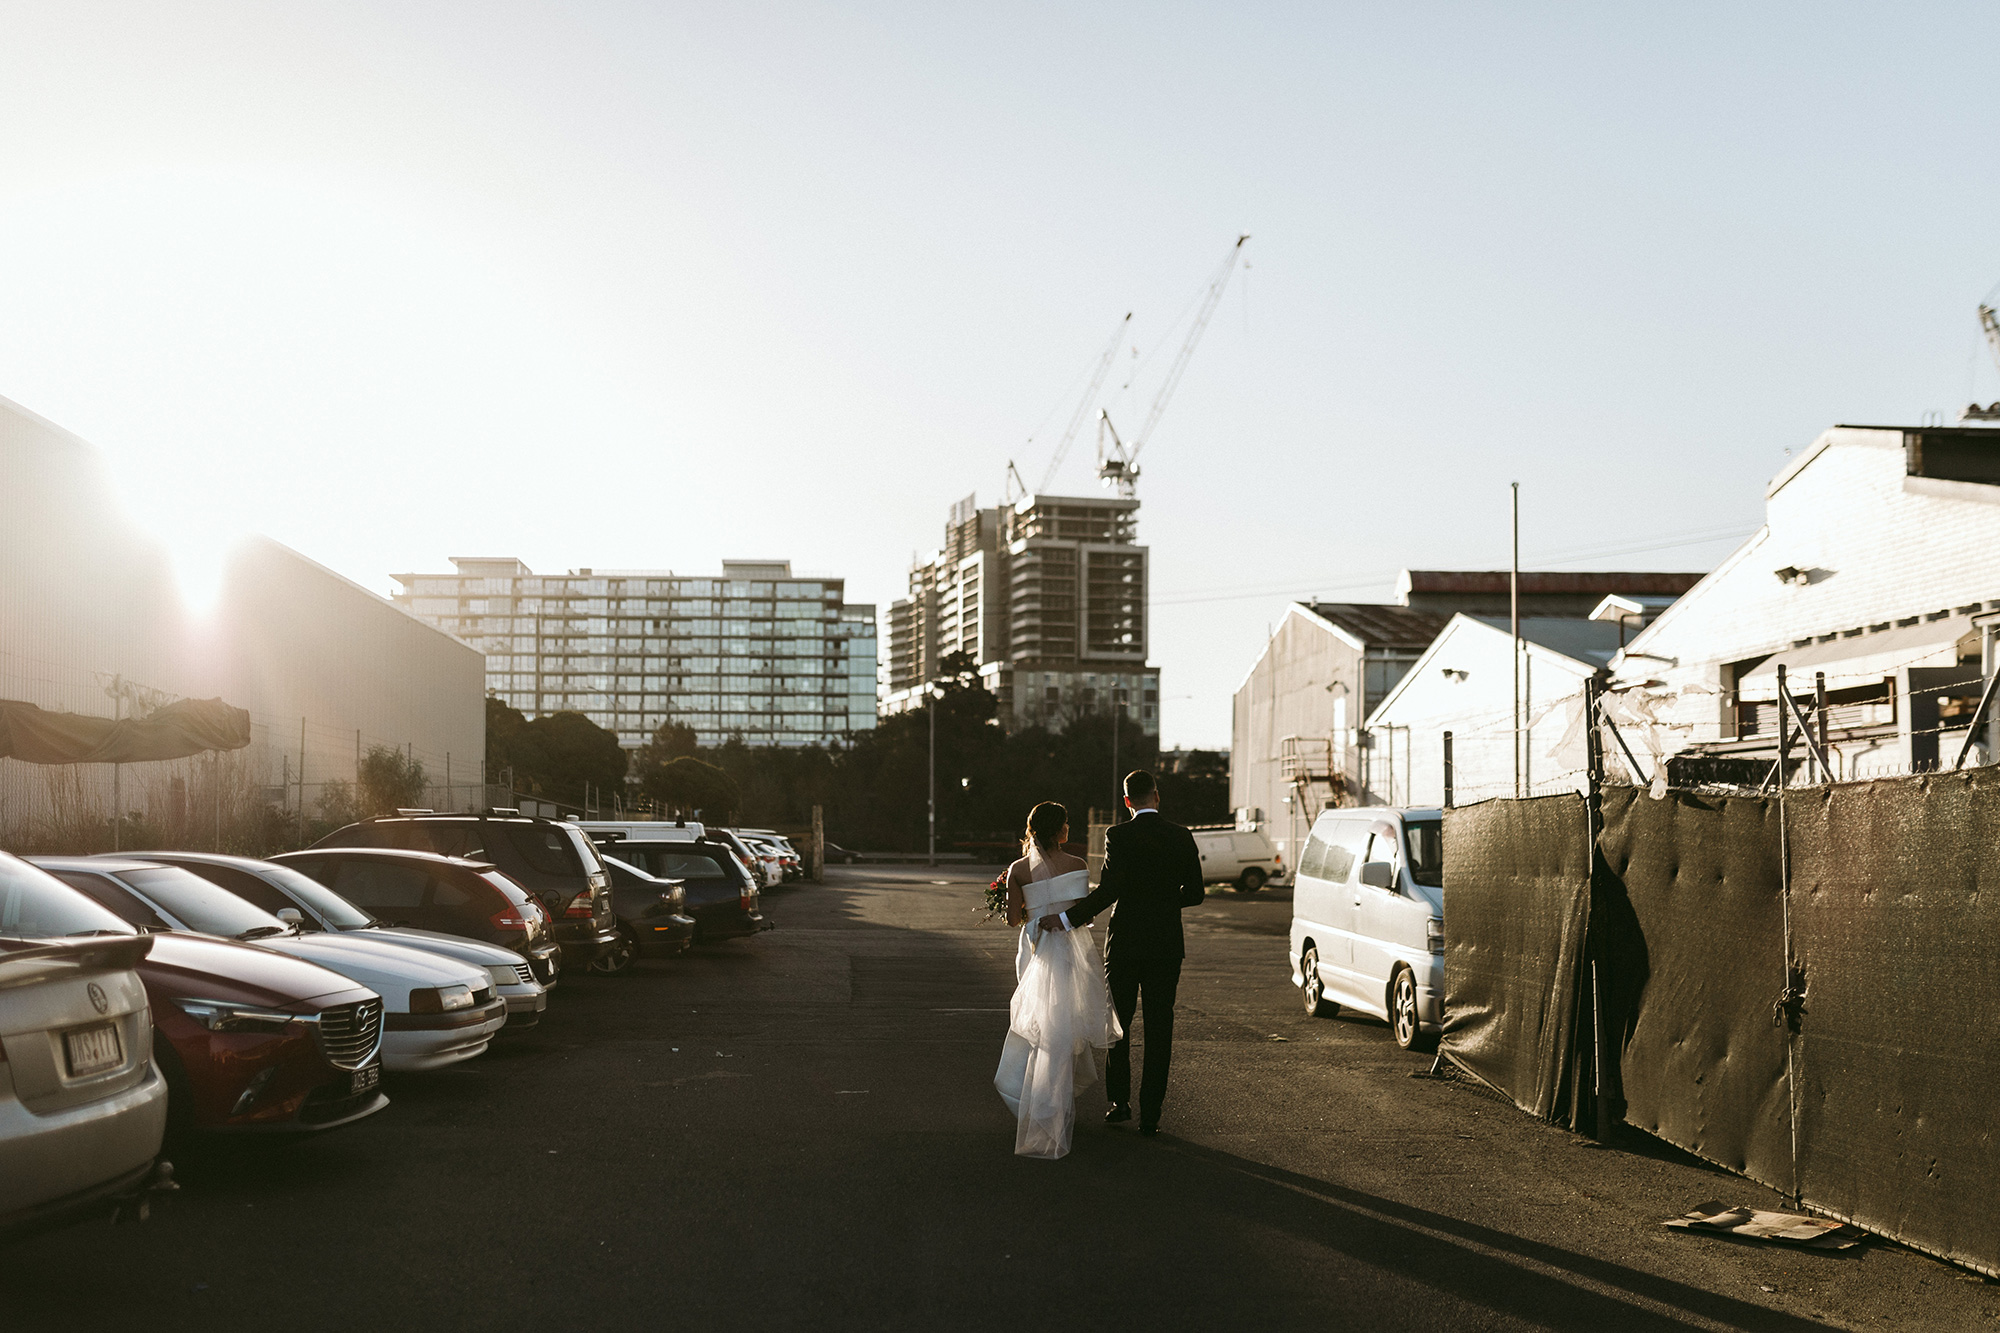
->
[513,962,535,986]
[316,998,384,1070]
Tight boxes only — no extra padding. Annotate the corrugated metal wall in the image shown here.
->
[0,395,485,847]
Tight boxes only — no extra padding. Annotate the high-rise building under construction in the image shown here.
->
[881,491,1158,737]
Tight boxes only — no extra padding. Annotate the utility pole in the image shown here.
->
[1111,683,1121,816]
[1511,482,1521,798]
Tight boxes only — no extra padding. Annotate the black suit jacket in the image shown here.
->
[1064,810,1205,962]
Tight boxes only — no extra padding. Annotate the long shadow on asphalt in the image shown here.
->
[1144,1137,1842,1332]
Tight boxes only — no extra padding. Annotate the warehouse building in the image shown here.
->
[394,558,877,750]
[881,491,1158,735]
[1230,570,1700,865]
[1611,425,2000,781]
[0,394,485,846]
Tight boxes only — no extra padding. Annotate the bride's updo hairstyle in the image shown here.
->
[1024,801,1067,857]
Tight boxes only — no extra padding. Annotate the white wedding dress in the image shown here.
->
[993,848,1122,1159]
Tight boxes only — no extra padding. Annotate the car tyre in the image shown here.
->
[587,927,639,976]
[1391,966,1435,1052]
[1235,866,1267,894]
[1301,945,1336,1018]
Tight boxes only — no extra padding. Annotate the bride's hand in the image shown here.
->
[1037,914,1065,933]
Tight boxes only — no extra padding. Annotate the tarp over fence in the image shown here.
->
[0,698,252,765]
[1441,770,2000,1277]
[1790,772,2000,1277]
[1439,793,1592,1125]
[1597,786,1792,1191]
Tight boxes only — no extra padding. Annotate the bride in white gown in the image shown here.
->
[994,801,1122,1159]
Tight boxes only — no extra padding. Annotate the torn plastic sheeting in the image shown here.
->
[1596,785,1793,1193]
[1439,793,1592,1126]
[1788,769,2000,1279]
[0,697,252,764]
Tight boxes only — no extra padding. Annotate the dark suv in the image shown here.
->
[313,816,619,968]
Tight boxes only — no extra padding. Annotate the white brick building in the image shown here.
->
[1612,425,2000,780]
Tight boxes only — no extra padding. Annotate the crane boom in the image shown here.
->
[1128,234,1248,460]
[1039,312,1131,494]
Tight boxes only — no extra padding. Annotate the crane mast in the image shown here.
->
[1097,234,1249,497]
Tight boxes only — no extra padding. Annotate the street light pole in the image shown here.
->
[928,687,937,868]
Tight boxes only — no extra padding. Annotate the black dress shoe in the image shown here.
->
[1104,1104,1133,1124]
[1139,1123,1160,1136]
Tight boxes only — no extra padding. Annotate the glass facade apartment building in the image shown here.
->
[393,558,876,750]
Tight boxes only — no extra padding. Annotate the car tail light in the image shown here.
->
[490,896,532,928]
[564,893,596,919]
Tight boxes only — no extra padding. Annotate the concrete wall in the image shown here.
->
[0,394,485,843]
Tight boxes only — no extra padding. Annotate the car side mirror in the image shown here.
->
[275,907,305,925]
[1359,860,1395,891]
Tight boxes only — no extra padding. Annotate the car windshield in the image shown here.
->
[122,866,289,937]
[1404,820,1443,888]
[502,824,587,876]
[256,862,376,929]
[0,855,136,940]
[601,855,658,883]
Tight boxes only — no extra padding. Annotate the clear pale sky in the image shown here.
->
[6,3,2000,748]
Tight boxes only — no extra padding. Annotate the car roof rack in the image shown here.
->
[395,808,435,815]
[490,806,520,816]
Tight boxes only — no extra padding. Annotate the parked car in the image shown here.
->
[715,829,781,888]
[737,830,802,881]
[591,853,696,972]
[20,862,387,1134]
[36,859,506,1074]
[822,841,861,865]
[313,815,619,967]
[1289,806,1445,1051]
[0,854,171,1238]
[270,845,559,984]
[138,852,550,1027]
[598,840,767,943]
[1191,823,1285,893]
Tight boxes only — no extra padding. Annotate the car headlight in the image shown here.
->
[408,984,475,1014]
[1427,918,1445,954]
[176,998,303,1034]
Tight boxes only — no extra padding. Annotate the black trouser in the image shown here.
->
[1105,954,1182,1126]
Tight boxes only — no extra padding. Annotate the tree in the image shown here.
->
[357,744,427,817]
[508,711,629,808]
[631,719,700,806]
[486,696,527,787]
[642,756,740,821]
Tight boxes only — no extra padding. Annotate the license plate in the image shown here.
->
[350,1064,381,1097]
[64,1022,123,1078]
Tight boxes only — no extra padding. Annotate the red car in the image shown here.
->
[34,865,389,1134]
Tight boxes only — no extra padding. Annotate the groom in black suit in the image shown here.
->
[1041,769,1205,1136]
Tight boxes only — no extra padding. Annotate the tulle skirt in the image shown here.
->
[994,920,1123,1159]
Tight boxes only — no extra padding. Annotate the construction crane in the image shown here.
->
[1025,312,1131,496]
[1096,234,1249,497]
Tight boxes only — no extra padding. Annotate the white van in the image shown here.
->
[1190,825,1283,893]
[1288,806,1444,1050]
[576,820,705,844]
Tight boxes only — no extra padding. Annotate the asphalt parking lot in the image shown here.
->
[3,866,1990,1331]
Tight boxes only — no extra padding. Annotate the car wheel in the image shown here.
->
[1301,945,1336,1018]
[587,927,639,976]
[1391,966,1435,1051]
[1236,866,1267,894]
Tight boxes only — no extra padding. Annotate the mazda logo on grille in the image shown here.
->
[87,983,108,1014]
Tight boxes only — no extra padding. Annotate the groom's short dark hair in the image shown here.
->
[1123,769,1157,803]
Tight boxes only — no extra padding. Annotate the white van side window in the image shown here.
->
[1299,831,1329,879]
[1321,821,1372,883]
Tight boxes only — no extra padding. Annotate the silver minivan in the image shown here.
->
[1288,805,1444,1050]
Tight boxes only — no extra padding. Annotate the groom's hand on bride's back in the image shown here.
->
[1037,914,1066,932]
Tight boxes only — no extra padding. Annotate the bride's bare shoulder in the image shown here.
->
[1047,850,1088,874]
[1005,856,1032,883]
